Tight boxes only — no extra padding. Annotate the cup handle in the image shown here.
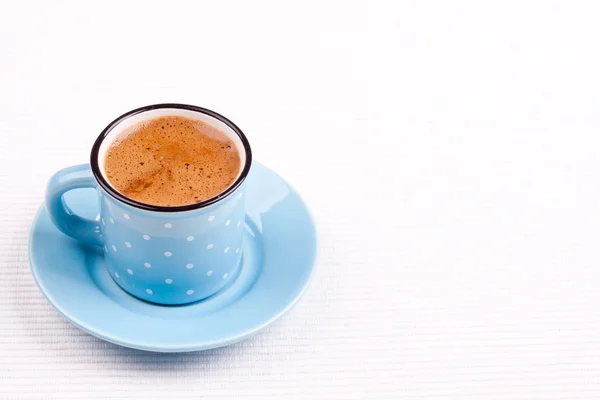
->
[45,164,104,247]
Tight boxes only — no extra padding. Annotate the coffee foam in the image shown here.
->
[102,115,241,207]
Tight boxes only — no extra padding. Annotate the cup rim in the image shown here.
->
[90,103,252,213]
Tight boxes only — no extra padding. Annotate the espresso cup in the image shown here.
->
[45,104,252,305]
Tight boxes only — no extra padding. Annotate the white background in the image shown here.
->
[2,0,600,398]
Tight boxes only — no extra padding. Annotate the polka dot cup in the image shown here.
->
[44,104,252,305]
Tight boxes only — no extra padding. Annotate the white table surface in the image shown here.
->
[2,1,600,398]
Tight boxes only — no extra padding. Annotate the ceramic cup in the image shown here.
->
[45,104,252,305]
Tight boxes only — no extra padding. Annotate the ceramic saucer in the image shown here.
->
[29,162,317,352]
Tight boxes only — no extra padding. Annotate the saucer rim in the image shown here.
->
[28,162,318,352]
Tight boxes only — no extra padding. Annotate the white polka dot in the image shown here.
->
[143,234,150,240]
[207,244,214,250]
[127,269,133,275]
[110,217,114,224]
[207,270,213,276]
[164,251,172,257]
[239,192,243,198]
[208,215,215,222]
[104,245,108,252]
[146,289,153,295]
[123,213,130,220]
[224,247,230,253]
[225,220,231,226]
[114,272,119,278]
[186,236,194,241]
[164,223,172,229]
[186,289,194,295]
[111,245,117,252]
[223,273,229,279]
[236,247,240,254]
[144,262,151,268]
[101,218,105,225]
[165,278,173,284]
[125,241,131,248]
[186,264,194,269]
[237,220,242,227]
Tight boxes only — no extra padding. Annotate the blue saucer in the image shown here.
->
[29,162,317,352]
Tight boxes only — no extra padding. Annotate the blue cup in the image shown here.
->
[45,104,252,305]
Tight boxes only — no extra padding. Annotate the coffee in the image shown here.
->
[104,115,241,207]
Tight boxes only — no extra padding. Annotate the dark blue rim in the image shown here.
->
[90,103,252,213]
